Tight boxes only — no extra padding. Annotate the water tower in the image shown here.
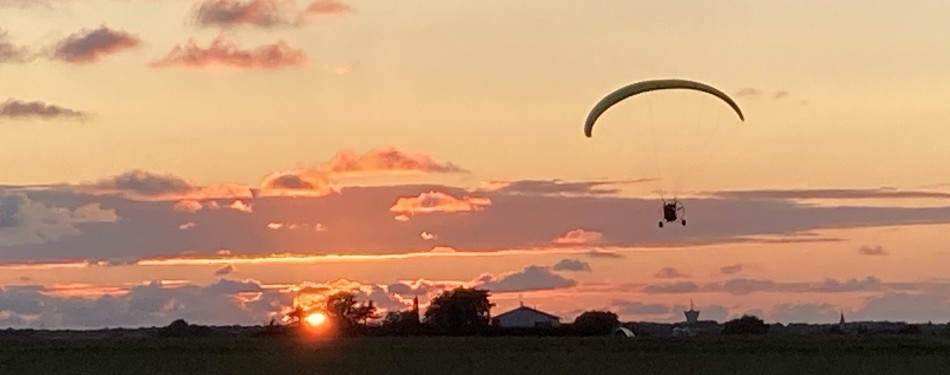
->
[684,299,700,325]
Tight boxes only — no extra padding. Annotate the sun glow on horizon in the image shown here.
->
[304,312,328,327]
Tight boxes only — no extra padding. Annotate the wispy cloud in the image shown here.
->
[719,263,744,275]
[325,147,466,175]
[733,88,760,97]
[151,35,306,70]
[390,191,491,215]
[732,87,798,101]
[0,99,86,120]
[858,245,888,256]
[481,178,655,197]
[261,147,465,196]
[643,281,698,294]
[711,188,950,201]
[652,267,690,279]
[191,0,352,29]
[48,25,141,64]
[0,29,31,63]
[0,0,57,8]
[553,229,604,245]
[641,276,890,295]
[193,0,301,28]
[552,258,592,272]
[304,0,350,15]
[174,199,204,213]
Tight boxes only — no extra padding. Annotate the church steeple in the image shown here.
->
[411,295,420,324]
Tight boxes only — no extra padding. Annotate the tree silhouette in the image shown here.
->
[382,310,421,331]
[286,306,306,326]
[326,291,378,328]
[573,310,620,335]
[722,315,769,335]
[424,287,494,332]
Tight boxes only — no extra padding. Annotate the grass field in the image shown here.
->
[2,334,949,375]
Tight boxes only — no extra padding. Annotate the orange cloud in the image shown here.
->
[174,199,203,213]
[229,199,252,213]
[389,191,491,215]
[258,147,464,197]
[41,283,130,298]
[151,35,306,70]
[258,170,336,197]
[305,0,350,15]
[324,147,466,175]
[553,229,604,245]
[133,246,598,267]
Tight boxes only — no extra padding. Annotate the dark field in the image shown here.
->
[2,334,950,375]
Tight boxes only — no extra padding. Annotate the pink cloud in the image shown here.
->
[49,25,141,64]
[174,200,203,213]
[179,222,197,230]
[323,147,466,175]
[389,191,491,215]
[553,229,604,245]
[258,147,464,197]
[304,0,350,15]
[191,0,352,29]
[421,231,437,240]
[228,200,252,213]
[151,35,306,70]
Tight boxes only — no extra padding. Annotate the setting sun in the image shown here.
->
[304,312,328,327]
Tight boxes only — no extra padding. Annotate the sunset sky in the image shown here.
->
[2,0,950,329]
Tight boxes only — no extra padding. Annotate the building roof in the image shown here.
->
[494,305,561,321]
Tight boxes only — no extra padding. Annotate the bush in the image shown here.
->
[722,315,769,335]
[573,311,620,336]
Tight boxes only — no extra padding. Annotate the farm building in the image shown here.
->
[492,304,561,328]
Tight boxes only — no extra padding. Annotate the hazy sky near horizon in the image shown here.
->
[1,0,950,328]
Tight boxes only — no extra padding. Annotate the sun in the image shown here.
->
[304,312,328,327]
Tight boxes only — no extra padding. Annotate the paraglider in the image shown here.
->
[660,199,685,228]
[583,79,744,228]
[584,79,745,138]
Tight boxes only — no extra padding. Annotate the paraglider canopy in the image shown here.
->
[584,79,745,137]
